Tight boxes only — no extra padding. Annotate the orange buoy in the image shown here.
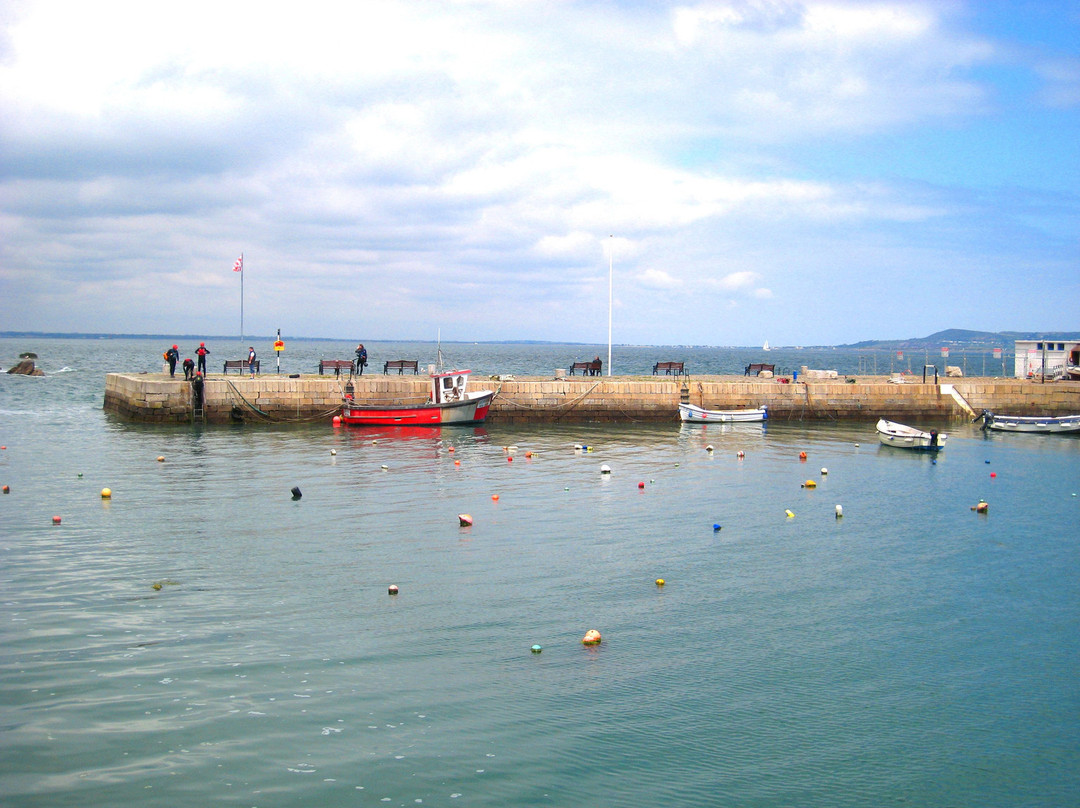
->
[582,629,602,645]
[799,451,807,460]
[52,515,61,524]
[454,459,461,466]
[492,494,500,502]
[332,415,341,427]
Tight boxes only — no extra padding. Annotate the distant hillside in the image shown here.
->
[842,329,1080,351]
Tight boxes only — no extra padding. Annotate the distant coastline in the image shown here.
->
[3,328,1077,352]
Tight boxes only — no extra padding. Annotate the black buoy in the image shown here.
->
[291,486,302,500]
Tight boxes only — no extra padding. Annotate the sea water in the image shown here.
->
[1,338,1078,807]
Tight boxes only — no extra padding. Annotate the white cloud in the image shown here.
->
[0,1,1075,344]
[638,268,683,289]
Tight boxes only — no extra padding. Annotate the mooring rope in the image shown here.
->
[492,381,602,411]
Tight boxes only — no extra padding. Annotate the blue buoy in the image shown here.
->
[713,524,722,532]
[531,644,542,654]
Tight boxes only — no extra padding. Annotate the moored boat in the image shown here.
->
[341,369,494,426]
[876,418,947,451]
[679,403,768,423]
[976,410,1080,434]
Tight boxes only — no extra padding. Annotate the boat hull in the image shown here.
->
[342,391,493,426]
[876,419,947,451]
[679,403,767,423]
[985,413,1080,433]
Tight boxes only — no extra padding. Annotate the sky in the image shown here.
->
[0,0,1077,346]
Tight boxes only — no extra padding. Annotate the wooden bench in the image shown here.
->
[570,361,601,376]
[745,363,775,376]
[319,359,355,376]
[653,361,686,376]
[224,359,260,374]
[384,359,419,374]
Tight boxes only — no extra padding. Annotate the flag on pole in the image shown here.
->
[233,254,243,272]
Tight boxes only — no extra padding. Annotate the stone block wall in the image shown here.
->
[103,373,1080,425]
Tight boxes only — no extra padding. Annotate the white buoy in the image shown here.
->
[835,504,843,518]
[330,449,337,456]
[600,464,612,474]
[705,444,714,453]
[820,467,828,475]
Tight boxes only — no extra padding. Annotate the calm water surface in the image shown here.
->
[1,339,1078,807]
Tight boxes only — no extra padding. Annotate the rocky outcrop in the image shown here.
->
[7,359,44,376]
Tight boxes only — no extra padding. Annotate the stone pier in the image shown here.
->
[103,372,1080,425]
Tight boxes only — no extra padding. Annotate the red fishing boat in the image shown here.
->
[340,368,494,426]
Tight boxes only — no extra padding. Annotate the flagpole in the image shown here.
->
[607,235,613,376]
[240,253,244,342]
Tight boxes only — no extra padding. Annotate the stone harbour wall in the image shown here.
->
[103,373,1080,425]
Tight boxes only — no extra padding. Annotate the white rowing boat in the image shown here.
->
[977,410,1080,434]
[876,418,947,451]
[679,403,768,423]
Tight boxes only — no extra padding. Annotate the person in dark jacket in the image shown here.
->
[247,346,257,378]
[182,357,195,380]
[165,345,179,377]
[355,344,368,375]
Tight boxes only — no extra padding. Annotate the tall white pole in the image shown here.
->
[607,235,613,376]
[240,252,245,342]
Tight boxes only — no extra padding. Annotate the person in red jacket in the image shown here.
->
[196,342,210,375]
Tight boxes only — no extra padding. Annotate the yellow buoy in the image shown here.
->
[156,456,165,462]
[803,479,817,488]
[655,578,665,587]
[785,509,795,518]
[101,488,112,499]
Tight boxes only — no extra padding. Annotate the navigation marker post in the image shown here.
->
[274,328,285,375]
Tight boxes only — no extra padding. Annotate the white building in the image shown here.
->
[1013,338,1079,378]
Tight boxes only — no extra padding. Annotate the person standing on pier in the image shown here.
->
[355,343,368,375]
[196,342,210,375]
[247,346,257,378]
[164,345,179,377]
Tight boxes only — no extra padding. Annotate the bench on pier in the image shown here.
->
[745,363,774,376]
[570,360,602,376]
[653,361,686,376]
[224,359,260,374]
[384,359,419,375]
[319,359,355,376]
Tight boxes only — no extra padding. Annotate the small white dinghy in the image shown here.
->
[679,403,768,423]
[977,410,1080,434]
[876,419,947,451]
